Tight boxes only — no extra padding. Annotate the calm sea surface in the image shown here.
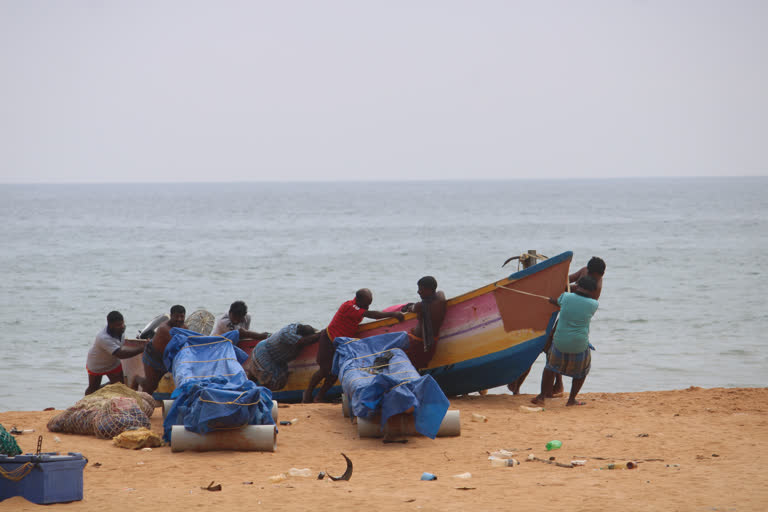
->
[1,178,766,411]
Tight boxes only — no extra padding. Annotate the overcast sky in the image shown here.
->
[1,1,766,183]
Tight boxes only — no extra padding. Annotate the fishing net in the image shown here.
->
[0,424,22,456]
[92,398,151,439]
[47,383,155,439]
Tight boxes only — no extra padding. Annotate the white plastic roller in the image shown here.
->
[162,400,174,420]
[357,410,461,438]
[170,424,277,452]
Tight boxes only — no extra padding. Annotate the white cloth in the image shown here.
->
[86,326,124,373]
[211,313,251,336]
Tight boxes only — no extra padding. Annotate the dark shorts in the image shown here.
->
[315,330,334,375]
[545,345,591,380]
[142,341,167,373]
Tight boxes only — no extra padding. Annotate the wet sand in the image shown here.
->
[1,387,767,511]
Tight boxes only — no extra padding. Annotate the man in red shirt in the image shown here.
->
[302,288,405,403]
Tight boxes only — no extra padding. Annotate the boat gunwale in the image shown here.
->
[356,251,573,334]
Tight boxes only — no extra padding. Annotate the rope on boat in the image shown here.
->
[495,284,551,301]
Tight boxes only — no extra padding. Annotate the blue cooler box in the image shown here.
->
[0,452,87,504]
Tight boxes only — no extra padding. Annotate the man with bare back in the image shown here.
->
[141,304,186,395]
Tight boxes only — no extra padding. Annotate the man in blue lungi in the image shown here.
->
[531,276,599,407]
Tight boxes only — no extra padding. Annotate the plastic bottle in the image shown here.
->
[489,449,515,459]
[471,413,487,423]
[519,406,544,412]
[288,468,312,477]
[420,472,437,481]
[453,472,472,479]
[545,440,562,451]
[490,457,520,467]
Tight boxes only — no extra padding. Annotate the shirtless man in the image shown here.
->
[303,288,405,403]
[141,305,186,395]
[85,311,145,395]
[211,301,270,342]
[507,256,606,396]
[402,276,447,370]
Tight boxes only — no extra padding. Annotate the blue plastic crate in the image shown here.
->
[0,452,87,504]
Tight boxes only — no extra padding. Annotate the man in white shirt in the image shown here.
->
[85,311,145,395]
[211,301,269,342]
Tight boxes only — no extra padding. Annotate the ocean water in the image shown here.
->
[1,177,766,411]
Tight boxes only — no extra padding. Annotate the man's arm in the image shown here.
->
[569,266,587,285]
[296,333,322,349]
[238,328,270,341]
[113,343,145,359]
[364,310,406,322]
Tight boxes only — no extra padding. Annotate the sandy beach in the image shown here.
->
[1,387,767,511]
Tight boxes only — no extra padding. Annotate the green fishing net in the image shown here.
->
[0,424,22,456]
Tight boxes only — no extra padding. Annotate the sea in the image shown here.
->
[1,177,766,411]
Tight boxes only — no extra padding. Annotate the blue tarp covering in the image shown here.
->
[332,332,449,439]
[162,328,274,441]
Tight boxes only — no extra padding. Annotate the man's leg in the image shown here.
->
[531,368,556,405]
[566,377,586,406]
[85,374,103,395]
[552,374,564,396]
[507,366,531,395]
[106,369,124,385]
[142,366,163,395]
[303,370,325,403]
[314,374,337,403]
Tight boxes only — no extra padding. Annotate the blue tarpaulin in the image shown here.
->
[332,332,449,439]
[162,328,274,441]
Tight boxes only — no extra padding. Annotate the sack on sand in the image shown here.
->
[47,383,155,438]
[112,427,164,449]
[92,398,150,439]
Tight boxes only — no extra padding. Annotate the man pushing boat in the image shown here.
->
[141,305,187,395]
[303,289,405,403]
[531,275,599,407]
[244,323,320,391]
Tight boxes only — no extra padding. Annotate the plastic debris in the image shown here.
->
[453,472,472,479]
[420,472,437,480]
[471,413,487,423]
[288,468,312,477]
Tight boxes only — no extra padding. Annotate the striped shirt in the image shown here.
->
[250,323,304,390]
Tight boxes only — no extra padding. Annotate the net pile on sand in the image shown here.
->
[0,424,22,456]
[47,383,154,439]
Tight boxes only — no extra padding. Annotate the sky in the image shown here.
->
[1,1,766,183]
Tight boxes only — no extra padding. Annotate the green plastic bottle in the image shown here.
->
[545,440,562,451]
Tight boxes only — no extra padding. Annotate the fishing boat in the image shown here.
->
[272,250,573,402]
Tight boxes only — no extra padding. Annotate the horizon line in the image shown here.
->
[2,174,765,186]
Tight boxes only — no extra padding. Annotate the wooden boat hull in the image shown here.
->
[274,251,573,401]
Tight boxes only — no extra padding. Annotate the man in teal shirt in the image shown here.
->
[532,276,599,407]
